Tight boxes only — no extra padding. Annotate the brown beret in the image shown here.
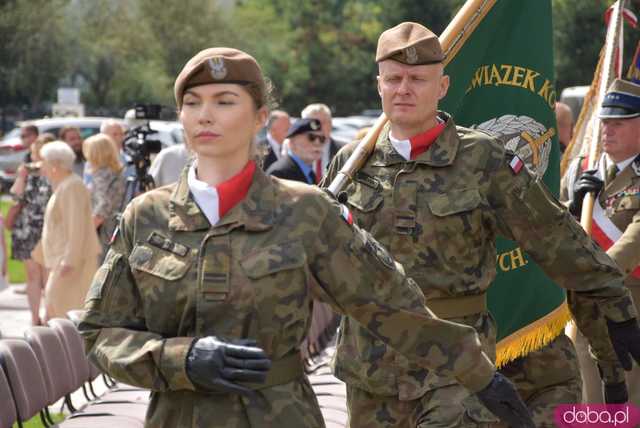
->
[174,47,265,109]
[376,22,444,65]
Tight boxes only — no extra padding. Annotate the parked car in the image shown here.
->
[0,117,183,189]
[332,116,378,142]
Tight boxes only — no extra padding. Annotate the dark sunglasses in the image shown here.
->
[307,133,327,144]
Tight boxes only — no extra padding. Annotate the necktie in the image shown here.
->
[606,164,619,184]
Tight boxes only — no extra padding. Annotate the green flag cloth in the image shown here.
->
[439,0,569,367]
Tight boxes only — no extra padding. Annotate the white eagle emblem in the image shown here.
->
[472,115,555,179]
[405,46,418,64]
[207,57,227,80]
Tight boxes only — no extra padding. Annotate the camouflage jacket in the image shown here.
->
[78,167,495,428]
[323,113,637,398]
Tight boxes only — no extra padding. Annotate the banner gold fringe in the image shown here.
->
[495,301,572,368]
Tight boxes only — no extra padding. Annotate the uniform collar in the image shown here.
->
[371,111,459,167]
[169,164,275,233]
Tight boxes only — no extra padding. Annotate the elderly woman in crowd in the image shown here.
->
[33,141,100,321]
[10,133,55,325]
[83,133,126,254]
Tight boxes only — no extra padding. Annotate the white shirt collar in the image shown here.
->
[187,162,219,226]
[388,132,411,161]
[388,118,445,161]
[606,153,637,173]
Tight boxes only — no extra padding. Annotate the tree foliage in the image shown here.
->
[0,0,638,120]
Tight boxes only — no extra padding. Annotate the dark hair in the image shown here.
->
[246,77,276,111]
[21,124,39,136]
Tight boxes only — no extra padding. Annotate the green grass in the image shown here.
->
[1,199,27,283]
[13,412,65,428]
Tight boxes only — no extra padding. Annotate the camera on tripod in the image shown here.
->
[123,104,164,163]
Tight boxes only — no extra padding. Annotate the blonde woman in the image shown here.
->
[83,133,126,251]
[10,133,55,325]
[35,141,101,320]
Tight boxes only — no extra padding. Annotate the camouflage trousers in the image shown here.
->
[494,334,582,428]
[346,383,497,427]
[574,284,640,407]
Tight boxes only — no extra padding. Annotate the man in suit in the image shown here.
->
[259,110,290,170]
[562,78,640,406]
[266,118,325,184]
[301,103,348,182]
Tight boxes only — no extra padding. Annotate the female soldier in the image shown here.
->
[78,47,530,427]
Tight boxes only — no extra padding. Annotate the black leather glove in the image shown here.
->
[185,336,271,398]
[475,373,535,428]
[569,170,603,216]
[606,318,640,370]
[603,381,629,404]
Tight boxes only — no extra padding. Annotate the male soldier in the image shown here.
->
[562,78,640,406]
[323,22,640,427]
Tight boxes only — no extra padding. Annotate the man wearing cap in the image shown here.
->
[562,78,640,407]
[323,22,640,426]
[300,103,348,182]
[266,118,326,184]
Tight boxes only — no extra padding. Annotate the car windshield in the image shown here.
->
[2,128,20,141]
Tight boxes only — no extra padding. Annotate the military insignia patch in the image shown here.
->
[207,57,227,80]
[509,155,524,174]
[405,46,418,64]
[109,225,120,245]
[341,204,353,225]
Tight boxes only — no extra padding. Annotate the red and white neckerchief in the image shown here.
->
[389,120,447,161]
[188,160,256,226]
[580,154,640,279]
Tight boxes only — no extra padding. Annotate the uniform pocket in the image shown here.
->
[129,243,193,280]
[428,188,482,216]
[614,195,640,211]
[427,189,485,266]
[346,182,384,213]
[241,241,310,353]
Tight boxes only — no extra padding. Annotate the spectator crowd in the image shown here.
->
[3,101,351,327]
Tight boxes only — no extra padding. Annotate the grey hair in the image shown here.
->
[40,140,76,170]
[301,103,332,119]
[100,119,125,133]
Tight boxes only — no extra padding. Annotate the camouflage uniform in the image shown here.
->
[497,334,582,428]
[323,113,636,427]
[78,167,497,428]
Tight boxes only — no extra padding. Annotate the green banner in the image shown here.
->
[439,0,568,365]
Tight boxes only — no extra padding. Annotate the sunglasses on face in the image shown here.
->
[306,133,327,144]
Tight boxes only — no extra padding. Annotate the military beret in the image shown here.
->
[599,78,640,119]
[286,118,322,138]
[174,47,265,109]
[376,22,444,65]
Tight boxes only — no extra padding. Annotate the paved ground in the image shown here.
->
[0,281,31,338]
